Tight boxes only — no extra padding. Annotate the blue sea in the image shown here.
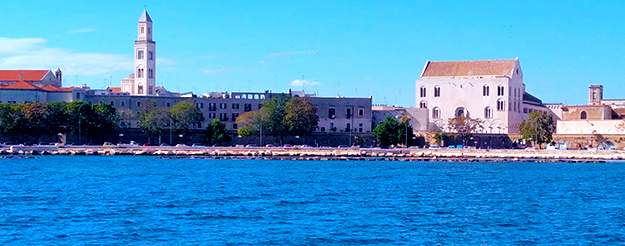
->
[1,156,625,245]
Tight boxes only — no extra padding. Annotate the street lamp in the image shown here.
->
[119,133,124,143]
[179,134,183,145]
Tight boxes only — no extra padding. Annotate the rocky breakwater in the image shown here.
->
[0,146,622,162]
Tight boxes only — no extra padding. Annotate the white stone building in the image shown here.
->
[122,10,157,96]
[416,58,548,134]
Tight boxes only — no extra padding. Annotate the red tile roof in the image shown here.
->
[0,81,73,92]
[40,85,73,92]
[108,87,122,93]
[3,81,40,90]
[422,59,517,77]
[0,70,50,82]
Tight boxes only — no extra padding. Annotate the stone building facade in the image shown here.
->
[416,58,549,134]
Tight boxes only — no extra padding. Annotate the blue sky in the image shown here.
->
[1,1,624,107]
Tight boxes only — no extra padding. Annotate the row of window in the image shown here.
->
[328,108,365,119]
[136,68,154,79]
[321,122,365,133]
[428,101,507,119]
[419,85,521,98]
[140,26,151,35]
[136,50,154,60]
[419,86,442,98]
[198,102,260,112]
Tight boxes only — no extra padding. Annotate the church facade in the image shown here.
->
[416,58,549,134]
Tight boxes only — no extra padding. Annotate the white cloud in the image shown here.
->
[199,68,220,74]
[0,37,132,76]
[266,50,318,58]
[65,28,96,34]
[290,79,320,87]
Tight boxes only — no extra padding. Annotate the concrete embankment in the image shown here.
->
[1,146,624,162]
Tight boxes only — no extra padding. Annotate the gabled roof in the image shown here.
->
[0,70,50,82]
[40,85,73,92]
[421,59,518,77]
[3,81,40,90]
[0,81,73,92]
[139,10,152,23]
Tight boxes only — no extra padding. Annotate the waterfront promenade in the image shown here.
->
[2,145,624,162]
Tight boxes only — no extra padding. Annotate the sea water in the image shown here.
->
[1,156,624,245]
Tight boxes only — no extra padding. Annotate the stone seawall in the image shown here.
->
[1,146,623,163]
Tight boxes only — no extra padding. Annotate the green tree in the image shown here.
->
[519,111,553,148]
[203,119,230,145]
[448,116,483,145]
[92,103,119,134]
[0,103,27,141]
[284,97,319,137]
[259,95,289,145]
[170,101,202,133]
[45,102,70,135]
[372,116,404,147]
[236,111,260,137]
[116,107,137,132]
[138,107,170,141]
[66,101,95,144]
[21,102,47,139]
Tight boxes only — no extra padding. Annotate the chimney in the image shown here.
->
[19,73,22,82]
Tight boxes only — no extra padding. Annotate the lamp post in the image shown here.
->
[259,116,263,147]
[179,134,183,145]
[119,133,123,143]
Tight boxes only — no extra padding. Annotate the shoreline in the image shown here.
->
[1,146,623,163]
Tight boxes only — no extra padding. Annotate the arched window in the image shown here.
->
[455,107,468,117]
[432,107,440,119]
[497,99,505,111]
[484,107,492,118]
[434,86,441,97]
[419,100,427,108]
[420,86,426,97]
[483,85,489,96]
[581,111,587,120]
[497,85,504,96]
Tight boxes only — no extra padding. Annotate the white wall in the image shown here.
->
[557,120,624,135]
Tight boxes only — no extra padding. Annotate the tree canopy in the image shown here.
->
[204,119,230,145]
[519,111,553,148]
[170,101,202,132]
[448,116,483,145]
[373,116,413,147]
[284,97,319,136]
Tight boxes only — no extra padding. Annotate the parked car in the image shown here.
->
[337,145,349,149]
[265,144,275,147]
[283,144,293,148]
[245,144,258,148]
[191,143,205,147]
[159,143,170,147]
[103,142,115,146]
[175,144,187,147]
[428,145,440,149]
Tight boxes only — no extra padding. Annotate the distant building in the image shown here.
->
[372,106,428,132]
[556,85,625,135]
[416,58,549,134]
[0,69,62,87]
[121,10,157,96]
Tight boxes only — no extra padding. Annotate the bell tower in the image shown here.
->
[134,9,156,96]
[588,85,603,105]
